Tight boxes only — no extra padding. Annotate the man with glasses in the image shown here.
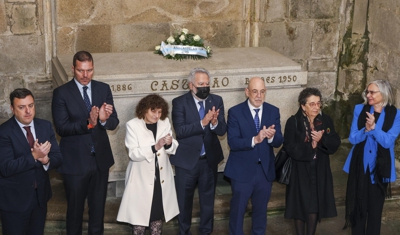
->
[224,77,283,235]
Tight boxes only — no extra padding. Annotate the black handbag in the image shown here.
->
[274,148,292,185]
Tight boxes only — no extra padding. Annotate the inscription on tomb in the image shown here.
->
[107,72,304,96]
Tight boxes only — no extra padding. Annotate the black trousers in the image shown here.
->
[1,190,47,235]
[352,170,387,235]
[63,165,109,235]
[175,158,217,235]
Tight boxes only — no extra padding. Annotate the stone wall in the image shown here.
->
[367,0,400,103]
[366,0,400,159]
[1,0,399,140]
[52,0,355,135]
[0,0,53,121]
[55,0,245,54]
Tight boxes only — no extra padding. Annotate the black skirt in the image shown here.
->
[149,155,164,222]
[309,158,319,213]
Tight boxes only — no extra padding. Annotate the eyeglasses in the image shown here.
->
[364,90,380,95]
[250,89,266,96]
[306,102,323,108]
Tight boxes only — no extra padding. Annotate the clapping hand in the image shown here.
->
[311,130,324,149]
[365,112,376,131]
[88,106,99,127]
[211,107,220,126]
[32,139,51,160]
[155,134,172,151]
[254,125,276,144]
[164,134,172,145]
[265,124,276,139]
[99,103,113,122]
[202,106,219,126]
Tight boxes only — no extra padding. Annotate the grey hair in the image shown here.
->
[187,68,211,83]
[362,79,394,106]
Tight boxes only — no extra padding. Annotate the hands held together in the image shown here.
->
[201,106,219,127]
[365,112,376,132]
[155,134,173,151]
[88,103,114,127]
[311,129,324,149]
[31,139,51,165]
[254,125,276,144]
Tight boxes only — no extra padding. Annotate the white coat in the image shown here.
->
[117,117,179,226]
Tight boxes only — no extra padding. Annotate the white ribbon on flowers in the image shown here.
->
[160,41,208,57]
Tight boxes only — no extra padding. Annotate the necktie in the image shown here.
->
[83,86,95,154]
[24,126,37,188]
[23,126,35,148]
[83,86,91,113]
[198,101,206,156]
[254,109,260,132]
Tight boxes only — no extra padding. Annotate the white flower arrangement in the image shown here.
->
[155,28,212,61]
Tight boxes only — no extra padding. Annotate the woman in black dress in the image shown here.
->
[283,88,341,235]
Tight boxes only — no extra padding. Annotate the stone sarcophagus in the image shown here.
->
[52,47,307,196]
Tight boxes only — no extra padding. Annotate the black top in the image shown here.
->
[145,122,164,222]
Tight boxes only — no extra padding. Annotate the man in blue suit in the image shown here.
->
[52,51,119,235]
[0,88,62,235]
[224,77,283,235]
[170,68,227,235]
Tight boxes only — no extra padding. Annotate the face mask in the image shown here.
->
[194,86,210,100]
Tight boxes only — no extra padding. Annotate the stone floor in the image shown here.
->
[2,142,400,234]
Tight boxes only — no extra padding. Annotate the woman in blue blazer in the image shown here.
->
[343,80,400,235]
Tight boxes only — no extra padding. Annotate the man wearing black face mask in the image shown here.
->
[171,68,227,235]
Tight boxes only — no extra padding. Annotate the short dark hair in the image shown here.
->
[298,87,322,106]
[135,94,169,120]
[73,51,93,67]
[10,88,34,106]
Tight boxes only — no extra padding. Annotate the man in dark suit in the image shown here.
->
[52,51,119,235]
[170,68,227,235]
[224,77,283,235]
[0,88,62,235]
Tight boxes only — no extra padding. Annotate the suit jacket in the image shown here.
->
[0,117,62,212]
[224,100,283,182]
[52,79,119,174]
[170,92,227,171]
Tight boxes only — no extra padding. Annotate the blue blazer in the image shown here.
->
[224,100,283,182]
[52,79,119,174]
[0,117,62,212]
[170,92,227,171]
[343,104,400,183]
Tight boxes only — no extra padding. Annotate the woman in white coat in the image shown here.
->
[117,94,179,235]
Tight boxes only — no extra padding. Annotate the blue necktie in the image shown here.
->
[254,109,260,132]
[83,86,91,113]
[198,101,206,156]
[83,86,95,154]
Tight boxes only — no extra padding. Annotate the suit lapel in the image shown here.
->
[186,92,200,121]
[91,80,101,107]
[241,101,257,133]
[67,79,91,114]
[205,95,213,111]
[260,103,271,128]
[33,119,46,143]
[155,119,168,141]
[10,118,31,149]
